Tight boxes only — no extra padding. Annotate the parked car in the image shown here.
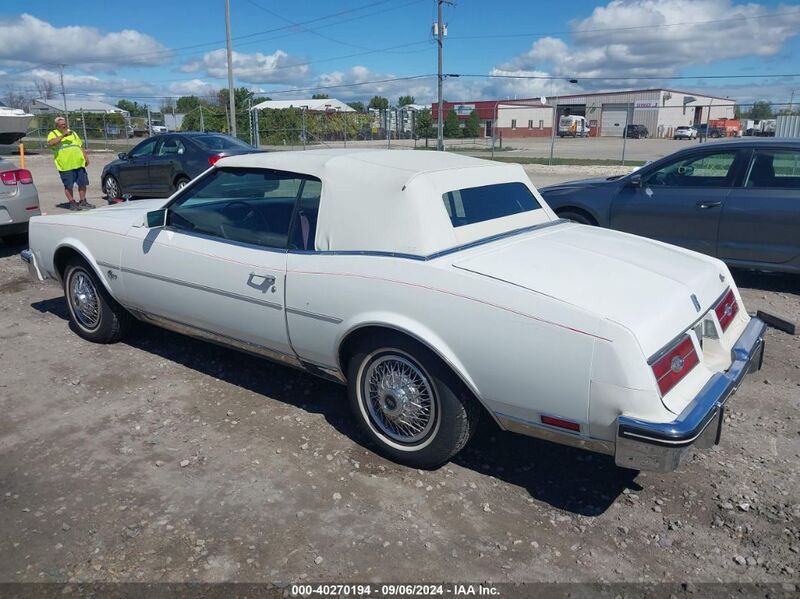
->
[151,125,168,134]
[698,124,725,139]
[101,132,263,200]
[23,150,766,472]
[674,126,697,140]
[625,124,649,139]
[0,157,40,243]
[540,139,800,274]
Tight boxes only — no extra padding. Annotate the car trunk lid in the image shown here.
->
[451,223,726,358]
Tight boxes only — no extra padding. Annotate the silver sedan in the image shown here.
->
[0,157,40,243]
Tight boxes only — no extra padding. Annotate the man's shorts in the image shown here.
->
[59,167,89,189]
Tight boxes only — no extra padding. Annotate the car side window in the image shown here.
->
[168,168,321,249]
[288,179,322,251]
[157,137,185,157]
[644,151,739,188]
[744,150,800,189]
[129,139,157,158]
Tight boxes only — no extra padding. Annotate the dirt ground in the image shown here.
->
[0,151,798,587]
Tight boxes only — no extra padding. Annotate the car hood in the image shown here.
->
[90,199,168,219]
[451,223,727,357]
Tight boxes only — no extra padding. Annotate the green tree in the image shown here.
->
[415,108,434,139]
[312,93,330,99]
[347,101,365,112]
[115,99,148,117]
[746,100,773,119]
[176,95,203,112]
[463,110,480,138]
[368,95,389,110]
[443,109,461,138]
[398,95,415,107]
[217,87,260,108]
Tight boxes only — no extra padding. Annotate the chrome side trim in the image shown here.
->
[496,412,615,456]
[125,305,304,368]
[616,317,766,472]
[119,266,283,310]
[21,249,45,282]
[285,307,343,324]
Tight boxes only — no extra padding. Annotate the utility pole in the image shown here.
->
[58,64,69,126]
[225,0,237,137]
[789,89,795,113]
[436,0,446,151]
[79,108,88,149]
[199,105,205,132]
[147,106,153,137]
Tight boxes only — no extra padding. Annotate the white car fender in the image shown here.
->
[52,238,120,296]
[334,310,482,398]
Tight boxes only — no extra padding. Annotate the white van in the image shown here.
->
[558,115,589,138]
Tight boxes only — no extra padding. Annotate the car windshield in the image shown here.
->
[193,135,252,151]
[442,182,542,228]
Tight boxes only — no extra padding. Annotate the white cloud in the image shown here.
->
[167,79,220,97]
[310,66,438,104]
[0,14,169,68]
[501,0,800,81]
[180,49,309,84]
[25,68,157,97]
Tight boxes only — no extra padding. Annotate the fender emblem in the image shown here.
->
[107,269,118,280]
[691,294,701,312]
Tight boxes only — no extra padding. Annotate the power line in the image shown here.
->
[456,73,800,81]
[447,9,800,41]
[102,0,424,64]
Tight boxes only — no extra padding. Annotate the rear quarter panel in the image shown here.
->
[285,252,603,429]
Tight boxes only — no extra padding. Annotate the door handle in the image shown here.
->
[247,272,276,293]
[697,201,722,209]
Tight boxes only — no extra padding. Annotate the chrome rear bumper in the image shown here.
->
[615,317,767,472]
[21,249,45,281]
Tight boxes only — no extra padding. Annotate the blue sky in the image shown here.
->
[1,0,799,107]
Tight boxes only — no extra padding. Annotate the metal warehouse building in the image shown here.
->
[434,88,736,139]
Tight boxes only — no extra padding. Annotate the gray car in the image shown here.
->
[0,157,40,243]
[540,139,800,274]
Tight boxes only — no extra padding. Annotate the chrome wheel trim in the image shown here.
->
[358,350,439,449]
[104,176,119,198]
[68,269,101,331]
[177,179,189,189]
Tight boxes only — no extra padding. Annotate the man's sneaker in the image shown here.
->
[78,201,95,210]
[68,202,79,211]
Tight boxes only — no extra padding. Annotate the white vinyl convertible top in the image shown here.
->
[216,149,555,256]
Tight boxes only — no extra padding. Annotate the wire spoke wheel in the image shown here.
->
[362,353,436,445]
[69,270,101,331]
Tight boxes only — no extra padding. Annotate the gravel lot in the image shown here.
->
[0,150,798,586]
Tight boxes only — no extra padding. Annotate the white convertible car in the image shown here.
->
[22,150,766,472]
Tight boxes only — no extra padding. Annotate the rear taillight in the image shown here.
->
[1,169,33,185]
[714,288,739,332]
[208,154,223,166]
[651,334,699,396]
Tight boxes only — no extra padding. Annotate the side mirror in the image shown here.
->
[629,174,642,188]
[146,209,167,228]
[118,152,128,160]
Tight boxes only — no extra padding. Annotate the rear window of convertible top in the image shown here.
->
[441,182,542,228]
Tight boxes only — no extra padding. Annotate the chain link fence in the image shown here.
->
[12,102,799,168]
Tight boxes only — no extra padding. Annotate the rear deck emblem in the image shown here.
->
[691,294,701,312]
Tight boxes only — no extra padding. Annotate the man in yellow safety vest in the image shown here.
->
[47,116,93,211]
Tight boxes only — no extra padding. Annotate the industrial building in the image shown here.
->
[433,88,736,138]
[30,98,129,117]
[251,98,355,112]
